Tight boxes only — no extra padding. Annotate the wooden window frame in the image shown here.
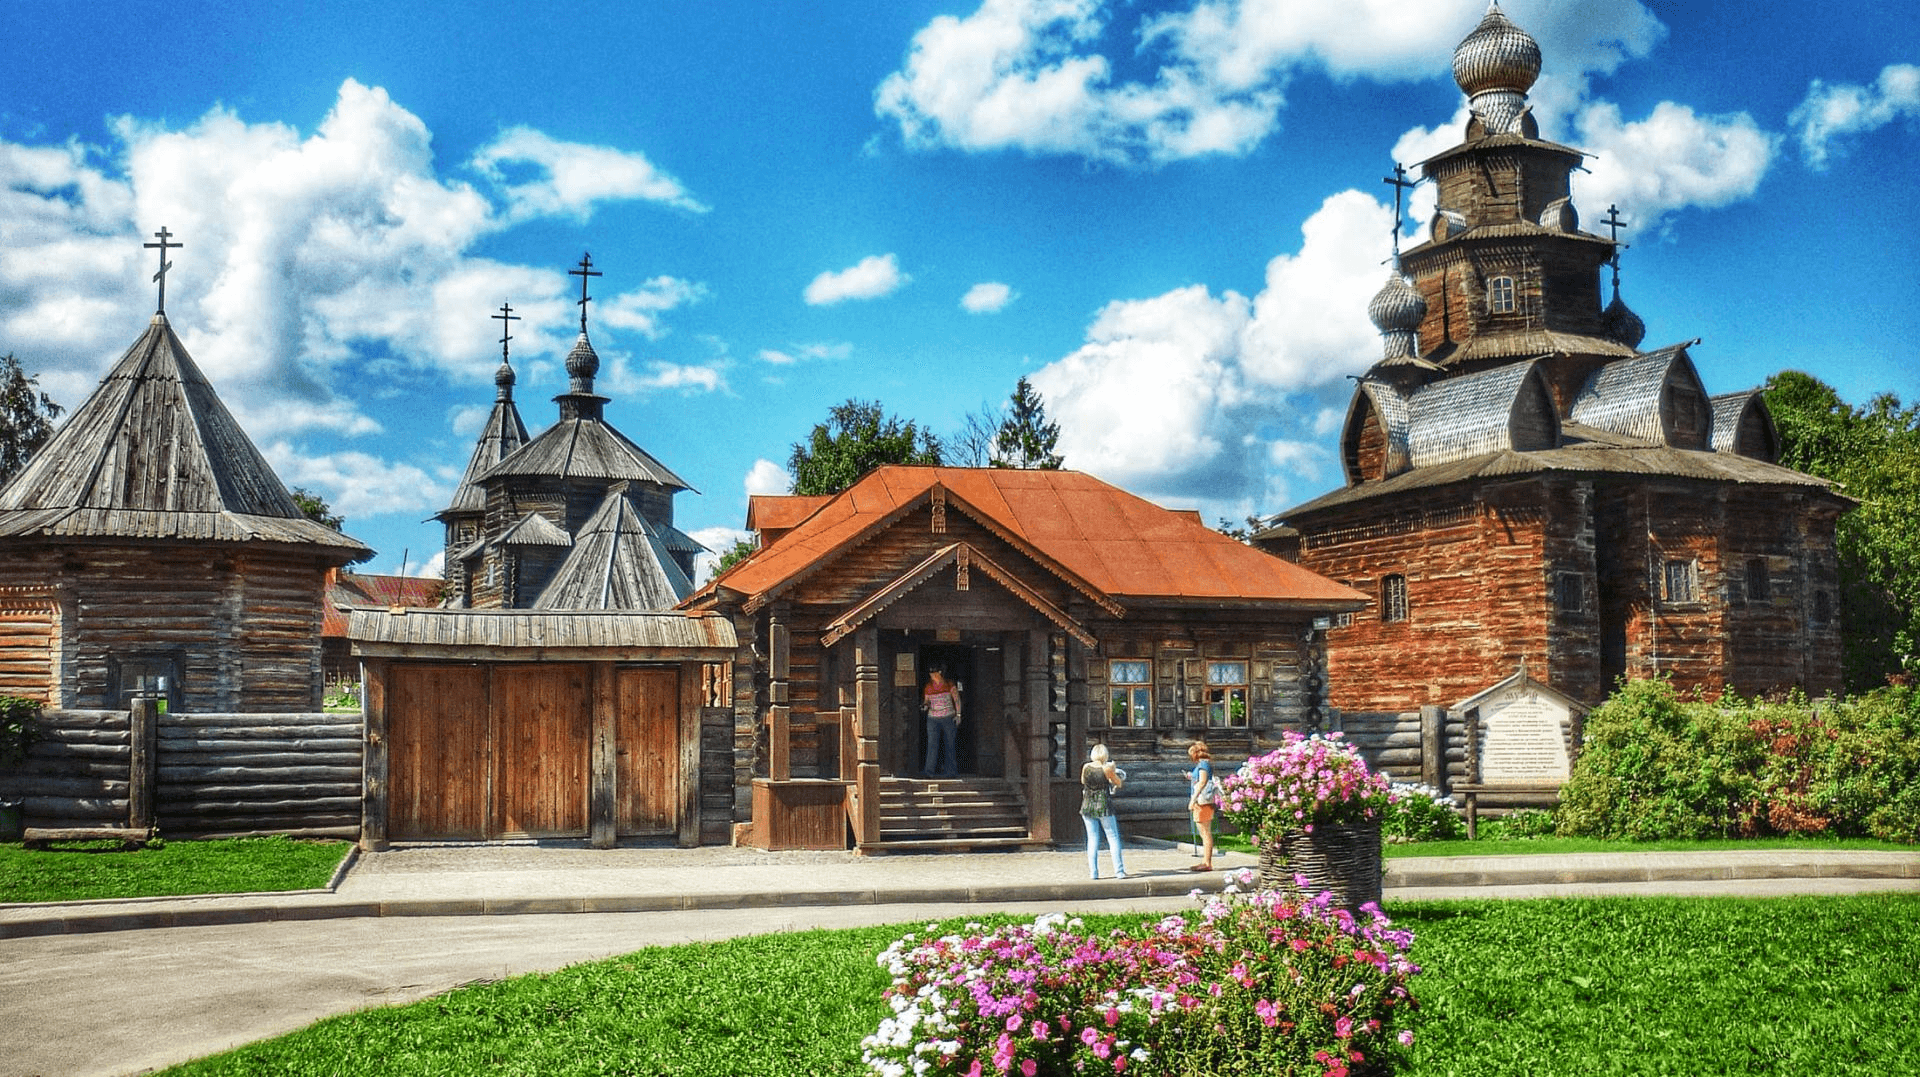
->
[1555,572,1584,613]
[1488,275,1517,314]
[1745,557,1770,603]
[1380,574,1409,623]
[1662,559,1696,604]
[1107,659,1152,728]
[1203,660,1249,728]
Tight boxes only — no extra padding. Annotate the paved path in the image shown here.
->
[1,842,1915,1077]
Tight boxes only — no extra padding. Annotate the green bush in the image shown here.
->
[1382,781,1465,842]
[1557,679,1920,843]
[0,695,39,768]
[1479,808,1557,840]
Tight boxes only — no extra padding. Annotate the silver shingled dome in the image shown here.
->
[1452,3,1542,98]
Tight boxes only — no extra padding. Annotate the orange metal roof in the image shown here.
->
[322,571,442,638]
[694,467,1367,609]
[745,494,834,533]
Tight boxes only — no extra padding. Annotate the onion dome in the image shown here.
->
[1601,292,1646,349]
[564,332,600,394]
[494,359,516,400]
[1368,262,1429,363]
[1452,3,1541,135]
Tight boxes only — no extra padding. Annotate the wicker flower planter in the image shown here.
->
[1258,821,1383,912]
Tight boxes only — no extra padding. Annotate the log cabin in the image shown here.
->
[1258,5,1851,712]
[682,466,1368,852]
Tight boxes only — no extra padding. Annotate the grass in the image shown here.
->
[1166,831,1917,859]
[156,893,1920,1076]
[0,835,352,903]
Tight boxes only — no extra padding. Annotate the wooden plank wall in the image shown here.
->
[158,711,362,838]
[0,709,128,828]
[0,590,54,701]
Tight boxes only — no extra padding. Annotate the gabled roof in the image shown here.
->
[500,512,573,547]
[691,467,1367,612]
[533,485,697,610]
[481,416,693,491]
[1568,341,1705,444]
[1405,360,1557,468]
[1709,390,1779,461]
[0,314,370,558]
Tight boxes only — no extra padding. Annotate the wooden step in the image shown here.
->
[873,776,1030,849]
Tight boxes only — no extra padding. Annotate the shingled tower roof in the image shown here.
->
[0,313,370,557]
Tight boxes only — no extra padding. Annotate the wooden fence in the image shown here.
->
[1,706,363,839]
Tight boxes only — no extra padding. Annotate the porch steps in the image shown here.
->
[870,776,1039,851]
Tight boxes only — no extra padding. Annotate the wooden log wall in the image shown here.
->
[699,705,736,845]
[0,587,55,701]
[157,711,362,839]
[0,709,129,829]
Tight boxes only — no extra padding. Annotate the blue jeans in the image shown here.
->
[1082,812,1125,878]
[924,717,958,776]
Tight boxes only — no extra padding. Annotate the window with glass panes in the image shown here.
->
[1108,660,1152,727]
[1205,660,1248,727]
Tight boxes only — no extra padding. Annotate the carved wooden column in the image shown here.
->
[767,601,791,782]
[359,657,390,851]
[1025,627,1053,842]
[852,625,881,847]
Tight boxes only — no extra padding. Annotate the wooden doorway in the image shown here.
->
[384,661,679,841]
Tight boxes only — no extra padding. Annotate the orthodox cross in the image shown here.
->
[143,226,182,314]
[1600,203,1630,287]
[1382,162,1417,257]
[492,301,520,362]
[568,252,602,334]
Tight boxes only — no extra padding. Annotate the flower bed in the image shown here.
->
[1217,733,1393,848]
[862,873,1420,1077]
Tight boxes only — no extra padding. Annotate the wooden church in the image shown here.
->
[435,257,704,612]
[1260,4,1851,711]
[0,236,372,713]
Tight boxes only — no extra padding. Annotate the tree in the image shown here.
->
[715,538,755,574]
[951,402,1003,468]
[0,354,63,485]
[1214,514,1267,544]
[992,376,1063,469]
[291,486,346,531]
[1765,370,1920,690]
[788,399,942,495]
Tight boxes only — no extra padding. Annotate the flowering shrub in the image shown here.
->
[1218,733,1393,848]
[862,873,1420,1077]
[1380,782,1464,843]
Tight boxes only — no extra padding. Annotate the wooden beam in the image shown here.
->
[679,662,702,848]
[127,698,157,832]
[590,663,616,848]
[359,657,389,851]
[1025,628,1052,843]
[852,626,881,846]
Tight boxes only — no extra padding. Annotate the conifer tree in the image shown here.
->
[991,376,1063,469]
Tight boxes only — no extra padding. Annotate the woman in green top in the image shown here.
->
[1080,743,1126,879]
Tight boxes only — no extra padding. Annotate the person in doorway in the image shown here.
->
[922,666,962,777]
[1187,740,1219,872]
[1080,743,1127,879]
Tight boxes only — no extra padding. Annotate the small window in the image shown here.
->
[1745,558,1770,603]
[1556,573,1584,613]
[1813,590,1832,626]
[1662,560,1696,604]
[1488,276,1516,314]
[1380,574,1409,623]
[1204,661,1248,727]
[111,654,180,712]
[1108,660,1152,727]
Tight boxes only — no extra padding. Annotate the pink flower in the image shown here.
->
[1335,1016,1354,1038]
[1398,1029,1415,1047]
[1021,1061,1038,1077]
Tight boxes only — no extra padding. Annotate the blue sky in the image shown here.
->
[6,1,1917,578]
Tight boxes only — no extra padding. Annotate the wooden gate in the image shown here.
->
[386,662,675,841]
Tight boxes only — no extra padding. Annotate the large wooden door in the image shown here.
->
[388,664,488,840]
[493,664,591,838]
[615,666,680,835]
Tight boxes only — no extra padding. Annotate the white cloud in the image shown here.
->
[1028,190,1393,508]
[265,443,450,521]
[744,458,793,497]
[471,126,708,220]
[758,342,853,365]
[1572,101,1774,229]
[961,281,1016,313]
[876,0,1667,165]
[595,354,727,396]
[1790,63,1920,169]
[596,277,709,339]
[804,254,909,305]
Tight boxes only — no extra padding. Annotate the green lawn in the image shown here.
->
[1169,831,1916,859]
[157,893,1920,1076]
[0,836,352,903]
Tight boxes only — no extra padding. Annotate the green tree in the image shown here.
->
[291,486,346,531]
[715,538,755,574]
[1765,370,1920,689]
[787,399,942,495]
[0,354,63,485]
[992,376,1063,469]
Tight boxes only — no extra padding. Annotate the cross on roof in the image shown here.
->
[568,252,602,334]
[143,226,182,314]
[1600,203,1630,287]
[1383,163,1417,257]
[492,301,520,361]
